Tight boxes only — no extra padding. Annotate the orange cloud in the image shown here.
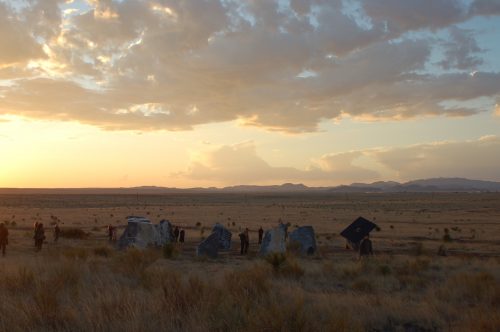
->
[0,0,499,133]
[177,142,379,185]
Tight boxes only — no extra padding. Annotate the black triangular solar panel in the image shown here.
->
[340,216,377,244]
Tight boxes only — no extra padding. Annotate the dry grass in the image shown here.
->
[0,249,498,331]
[0,192,499,331]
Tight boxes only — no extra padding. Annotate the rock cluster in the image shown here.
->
[117,216,173,249]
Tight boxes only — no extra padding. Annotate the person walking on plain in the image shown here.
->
[0,223,9,257]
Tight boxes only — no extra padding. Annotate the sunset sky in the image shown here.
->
[1,0,500,188]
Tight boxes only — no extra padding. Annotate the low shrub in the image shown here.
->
[379,265,391,276]
[225,264,270,299]
[62,247,89,260]
[265,252,287,270]
[93,246,112,257]
[60,228,88,239]
[264,253,304,278]
[279,258,305,279]
[286,241,302,255]
[414,242,424,256]
[112,247,160,277]
[442,272,498,305]
[162,243,178,259]
[352,278,374,292]
[2,266,35,293]
[442,233,452,242]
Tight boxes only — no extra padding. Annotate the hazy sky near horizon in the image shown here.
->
[1,0,500,188]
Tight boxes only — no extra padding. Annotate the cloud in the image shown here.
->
[0,0,499,132]
[177,136,500,185]
[178,142,378,185]
[314,152,379,181]
[0,3,45,66]
[363,0,469,34]
[373,136,500,181]
[470,0,500,16]
[438,27,483,70]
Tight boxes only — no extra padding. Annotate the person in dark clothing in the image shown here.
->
[54,224,60,242]
[179,229,185,243]
[243,228,250,254]
[33,222,39,247]
[0,223,8,257]
[239,232,246,255]
[107,225,114,241]
[34,223,45,252]
[359,235,373,258]
[258,227,263,245]
[174,226,180,242]
[108,225,113,241]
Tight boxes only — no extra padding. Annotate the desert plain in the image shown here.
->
[0,192,499,331]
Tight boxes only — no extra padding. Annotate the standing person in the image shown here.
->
[34,223,46,252]
[111,226,117,241]
[179,229,185,243]
[174,226,180,242]
[279,220,289,240]
[0,223,8,257]
[243,228,250,254]
[239,232,246,255]
[107,225,113,242]
[359,235,373,259]
[54,224,60,242]
[258,227,264,245]
[33,221,39,247]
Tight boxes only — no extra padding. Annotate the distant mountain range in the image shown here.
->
[1,178,500,194]
[327,178,500,193]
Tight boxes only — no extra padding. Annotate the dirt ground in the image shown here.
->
[0,193,499,331]
[0,192,499,259]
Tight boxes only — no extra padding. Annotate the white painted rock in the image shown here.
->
[260,224,287,255]
[289,226,317,255]
[117,216,173,249]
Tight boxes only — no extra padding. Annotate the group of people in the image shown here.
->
[0,222,63,257]
[238,226,265,255]
[173,226,185,243]
[0,219,375,258]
